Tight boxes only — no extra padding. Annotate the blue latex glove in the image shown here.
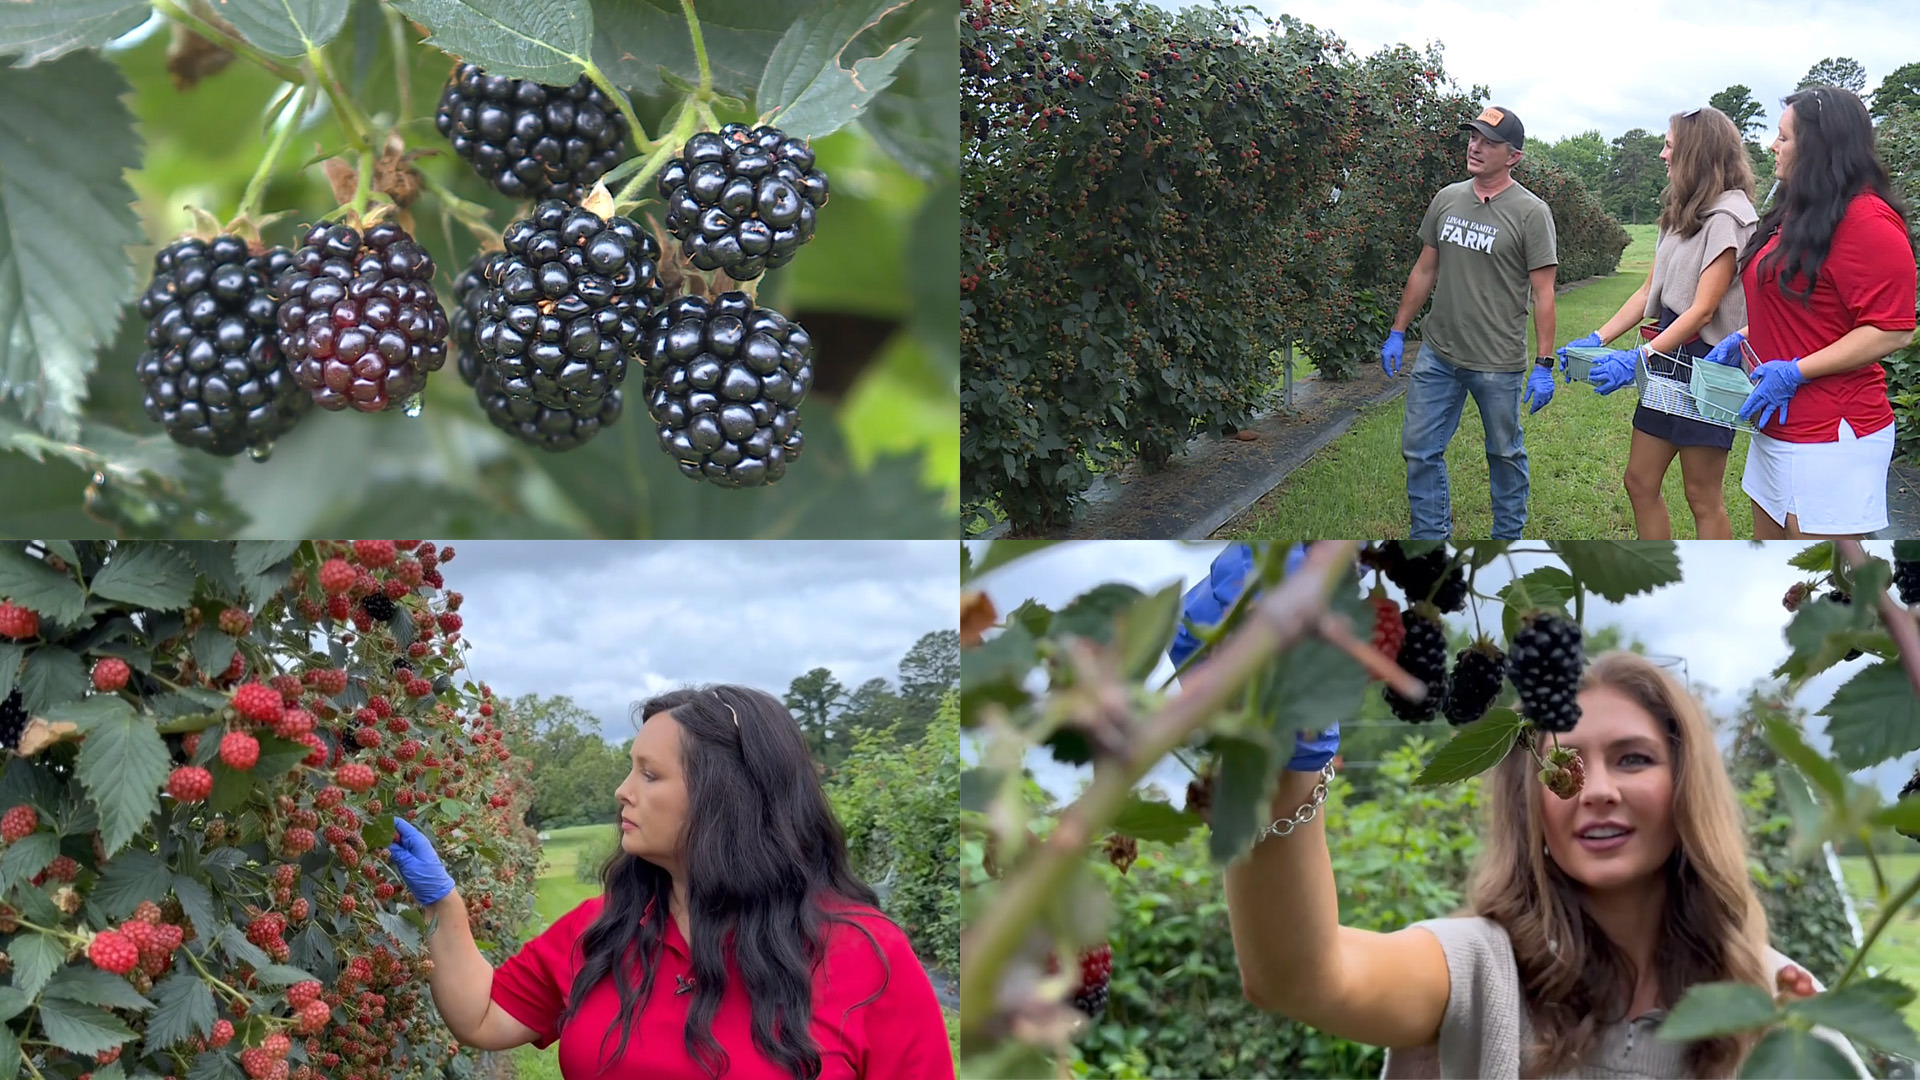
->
[1703,330,1746,368]
[1169,542,1340,772]
[1588,349,1639,395]
[1381,331,1405,378]
[1522,364,1555,413]
[1739,359,1808,429]
[388,818,456,906]
[1556,331,1604,380]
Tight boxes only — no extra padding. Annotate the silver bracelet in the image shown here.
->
[1257,762,1336,842]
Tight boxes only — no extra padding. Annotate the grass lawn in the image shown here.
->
[504,824,960,1079]
[1226,223,1769,539]
[1837,854,1920,1032]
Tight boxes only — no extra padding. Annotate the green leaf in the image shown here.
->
[1822,662,1920,770]
[960,622,1036,713]
[171,874,218,943]
[1657,980,1779,1041]
[374,908,421,951]
[251,964,321,987]
[1207,735,1271,864]
[1761,716,1847,800]
[1116,581,1184,681]
[37,995,137,1056]
[70,695,167,856]
[188,1049,247,1080]
[959,766,999,813]
[1787,983,1920,1059]
[231,540,302,577]
[1894,540,1920,565]
[89,543,197,610]
[214,0,349,56]
[21,644,86,714]
[0,0,147,66]
[1499,567,1575,644]
[0,985,26,1024]
[1252,632,1368,745]
[43,965,155,1011]
[1052,583,1143,642]
[590,0,794,102]
[759,0,918,141]
[191,627,238,678]
[291,923,338,984]
[1547,540,1681,602]
[1413,709,1523,787]
[10,930,64,999]
[90,848,174,921]
[388,0,592,84]
[1738,1027,1865,1079]
[0,52,142,440]
[1790,543,1834,572]
[0,546,87,623]
[1778,596,1876,679]
[0,1023,17,1080]
[0,641,22,701]
[217,925,273,971]
[0,830,59,895]
[1005,598,1052,640]
[964,539,1064,581]
[1112,795,1196,843]
[858,0,955,182]
[1873,795,1920,836]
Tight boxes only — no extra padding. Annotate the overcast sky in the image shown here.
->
[433,542,955,745]
[1143,0,1920,144]
[963,540,1919,806]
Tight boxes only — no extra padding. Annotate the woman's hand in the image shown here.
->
[1703,330,1746,368]
[389,818,457,906]
[1738,359,1808,428]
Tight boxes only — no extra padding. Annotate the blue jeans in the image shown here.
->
[1401,342,1530,540]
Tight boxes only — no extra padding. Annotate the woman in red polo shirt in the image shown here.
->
[387,684,954,1079]
[1708,84,1917,539]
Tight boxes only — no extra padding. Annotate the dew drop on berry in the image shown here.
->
[403,392,424,417]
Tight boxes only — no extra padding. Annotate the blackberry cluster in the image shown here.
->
[360,594,397,623]
[1510,612,1584,733]
[0,689,25,752]
[1385,609,1448,722]
[135,236,310,457]
[434,64,629,202]
[274,220,450,412]
[658,124,830,280]
[641,292,815,487]
[1444,642,1507,726]
[1899,765,1920,842]
[1824,590,1864,660]
[453,250,626,452]
[1897,560,1920,606]
[1070,944,1113,1019]
[471,200,663,414]
[1375,542,1467,613]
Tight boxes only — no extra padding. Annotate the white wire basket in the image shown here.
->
[1561,338,1760,431]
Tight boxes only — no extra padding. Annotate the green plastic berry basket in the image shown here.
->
[1690,358,1756,427]
[1557,345,1611,383]
[1635,340,1759,432]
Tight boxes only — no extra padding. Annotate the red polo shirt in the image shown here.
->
[1741,190,1917,443]
[489,895,953,1079]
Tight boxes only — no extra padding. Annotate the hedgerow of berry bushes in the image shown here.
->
[962,0,1632,531]
[0,540,539,1080]
[959,538,1920,1078]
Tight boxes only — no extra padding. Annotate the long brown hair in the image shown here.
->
[1464,652,1771,1078]
[1658,106,1757,239]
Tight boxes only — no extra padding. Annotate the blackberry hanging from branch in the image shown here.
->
[1510,612,1583,733]
[1385,607,1448,722]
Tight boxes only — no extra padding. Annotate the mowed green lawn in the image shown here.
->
[1228,223,1768,539]
[1837,854,1920,1032]
[504,824,960,1079]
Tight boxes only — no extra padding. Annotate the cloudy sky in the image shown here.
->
[1143,0,1920,144]
[430,542,955,744]
[963,540,1919,805]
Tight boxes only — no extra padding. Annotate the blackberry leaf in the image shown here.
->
[758,0,920,141]
[0,0,148,65]
[217,0,350,58]
[385,0,591,85]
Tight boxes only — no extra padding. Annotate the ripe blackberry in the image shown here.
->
[1445,641,1507,726]
[0,689,27,752]
[1510,612,1584,733]
[1899,764,1920,842]
[1050,943,1112,1019]
[475,368,624,451]
[434,64,629,202]
[136,235,310,457]
[657,124,829,280]
[360,594,397,623]
[1897,560,1920,606]
[274,219,450,412]
[472,200,662,412]
[450,249,498,389]
[1379,542,1468,613]
[1385,608,1448,722]
[641,292,814,487]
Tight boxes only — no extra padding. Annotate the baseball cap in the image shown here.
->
[1461,105,1524,150]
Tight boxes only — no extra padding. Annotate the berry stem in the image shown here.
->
[236,82,313,223]
[581,61,654,154]
[351,143,376,217]
[307,44,375,157]
[152,0,303,83]
[1832,863,1920,990]
[679,0,714,97]
[385,3,414,124]
[613,105,702,209]
[183,939,252,1004]
[413,166,495,237]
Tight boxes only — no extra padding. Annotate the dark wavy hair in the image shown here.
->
[554,684,886,1078]
[1739,84,1914,305]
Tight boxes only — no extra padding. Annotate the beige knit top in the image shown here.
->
[1642,189,1759,348]
[1377,916,1870,1079]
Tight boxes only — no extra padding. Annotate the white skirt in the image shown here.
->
[1741,419,1895,535]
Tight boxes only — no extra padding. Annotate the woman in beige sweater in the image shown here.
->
[1558,106,1758,540]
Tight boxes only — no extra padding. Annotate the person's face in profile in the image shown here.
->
[615,711,692,868]
[1771,105,1798,183]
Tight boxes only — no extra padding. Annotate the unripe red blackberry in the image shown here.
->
[657,124,828,280]
[472,200,662,414]
[274,219,450,412]
[136,235,311,457]
[434,64,629,202]
[641,291,814,487]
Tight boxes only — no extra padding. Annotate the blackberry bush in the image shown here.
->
[658,124,830,281]
[434,64,629,202]
[135,235,310,458]
[274,219,451,412]
[640,292,815,487]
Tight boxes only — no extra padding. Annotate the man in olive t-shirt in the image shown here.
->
[1379,105,1560,540]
